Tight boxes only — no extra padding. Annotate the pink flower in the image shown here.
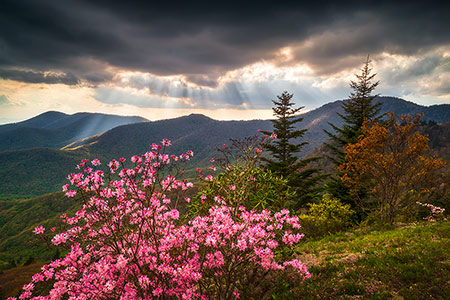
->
[131,155,140,163]
[153,287,163,296]
[214,196,225,205]
[17,141,309,300]
[33,226,45,235]
[23,282,34,292]
[138,275,150,288]
[271,133,277,139]
[51,233,68,245]
[32,273,44,282]
[168,209,179,220]
[19,291,31,299]
[65,190,76,197]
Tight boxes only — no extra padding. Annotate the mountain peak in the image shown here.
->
[176,113,214,123]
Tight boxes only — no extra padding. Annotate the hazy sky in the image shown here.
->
[1,0,450,123]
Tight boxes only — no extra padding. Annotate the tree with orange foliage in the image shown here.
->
[339,112,446,225]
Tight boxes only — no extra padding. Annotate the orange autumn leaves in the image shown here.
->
[339,112,446,224]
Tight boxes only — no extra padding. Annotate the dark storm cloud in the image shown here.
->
[1,0,450,86]
[0,68,80,85]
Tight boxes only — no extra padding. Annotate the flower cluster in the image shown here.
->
[416,201,446,222]
[11,140,308,300]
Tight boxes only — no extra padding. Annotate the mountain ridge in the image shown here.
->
[2,96,450,196]
[0,111,148,151]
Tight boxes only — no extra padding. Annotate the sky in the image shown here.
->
[1,0,450,124]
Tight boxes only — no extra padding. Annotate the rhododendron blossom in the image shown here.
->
[33,226,45,235]
[12,140,308,300]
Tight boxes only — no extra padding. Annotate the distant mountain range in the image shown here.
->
[0,115,273,196]
[1,96,450,197]
[297,96,450,155]
[0,111,148,152]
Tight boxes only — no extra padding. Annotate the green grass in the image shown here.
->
[291,221,450,299]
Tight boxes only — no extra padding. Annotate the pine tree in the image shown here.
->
[324,55,381,210]
[325,55,381,165]
[262,91,325,209]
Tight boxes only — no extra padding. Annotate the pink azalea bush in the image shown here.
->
[10,140,309,300]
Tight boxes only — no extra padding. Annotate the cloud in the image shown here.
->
[371,50,450,99]
[0,68,80,85]
[103,63,338,110]
[0,94,11,105]
[1,0,449,88]
[93,86,196,109]
[0,94,26,108]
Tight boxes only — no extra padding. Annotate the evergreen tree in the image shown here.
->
[262,91,326,209]
[324,55,381,210]
[325,55,381,165]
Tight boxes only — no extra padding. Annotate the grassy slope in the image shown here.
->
[0,192,80,269]
[293,221,450,300]
[0,263,44,299]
